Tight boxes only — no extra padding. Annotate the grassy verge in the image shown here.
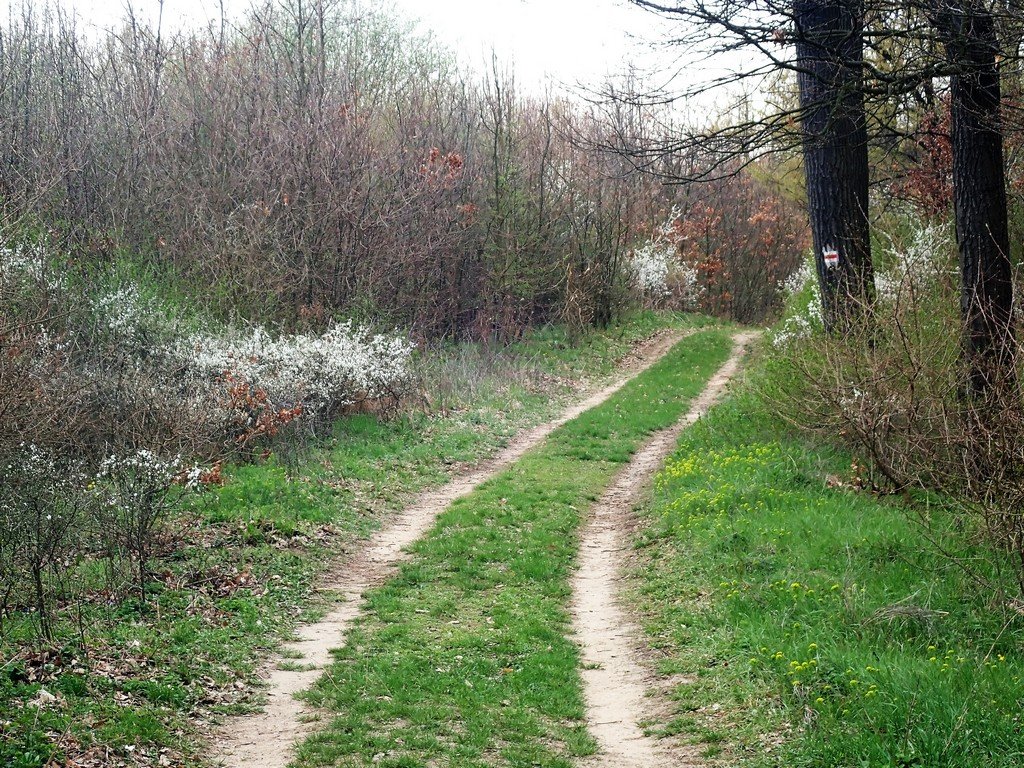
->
[631,349,1024,767]
[0,312,703,768]
[293,328,735,768]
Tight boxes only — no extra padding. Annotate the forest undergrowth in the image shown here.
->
[631,365,1024,767]
[629,231,1024,766]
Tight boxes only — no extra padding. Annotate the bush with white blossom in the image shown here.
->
[178,321,414,420]
[91,283,156,340]
[780,258,816,298]
[1,235,418,627]
[0,444,89,636]
[630,240,674,296]
[93,449,202,596]
[772,257,824,350]
[629,211,703,309]
[771,224,954,351]
[0,242,67,292]
[3,235,416,465]
[874,223,953,304]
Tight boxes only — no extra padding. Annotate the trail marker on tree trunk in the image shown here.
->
[795,0,874,333]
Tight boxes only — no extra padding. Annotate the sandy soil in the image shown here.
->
[570,331,757,768]
[208,328,693,768]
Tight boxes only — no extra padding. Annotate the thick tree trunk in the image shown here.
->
[933,1,1015,394]
[794,0,874,332]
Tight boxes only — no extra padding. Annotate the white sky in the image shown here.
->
[385,0,674,92]
[0,0,699,96]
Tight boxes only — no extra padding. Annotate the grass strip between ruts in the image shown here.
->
[294,328,736,768]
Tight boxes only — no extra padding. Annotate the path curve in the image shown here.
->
[209,328,692,768]
[571,331,757,768]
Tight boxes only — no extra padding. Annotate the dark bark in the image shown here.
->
[932,1,1015,394]
[794,0,874,332]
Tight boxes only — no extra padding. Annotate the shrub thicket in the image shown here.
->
[0,0,803,337]
[766,221,1024,592]
[0,238,416,631]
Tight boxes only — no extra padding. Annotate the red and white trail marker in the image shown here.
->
[823,247,840,269]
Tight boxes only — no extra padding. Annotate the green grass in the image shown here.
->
[293,329,736,768]
[512,309,725,381]
[0,311,708,768]
[630,352,1024,767]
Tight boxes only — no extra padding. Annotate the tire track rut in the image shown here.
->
[571,331,757,768]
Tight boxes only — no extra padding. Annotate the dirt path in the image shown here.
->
[209,328,691,768]
[571,331,757,768]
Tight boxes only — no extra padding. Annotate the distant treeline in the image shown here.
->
[0,0,805,336]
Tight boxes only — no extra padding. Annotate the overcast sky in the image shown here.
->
[0,0,764,122]
[0,0,687,91]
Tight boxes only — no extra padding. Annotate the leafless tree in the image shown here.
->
[623,1,1020,383]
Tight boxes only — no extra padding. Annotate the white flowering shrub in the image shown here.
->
[780,258,816,297]
[1,234,418,632]
[629,211,703,310]
[91,283,155,340]
[0,242,67,292]
[93,450,200,598]
[630,240,674,296]
[771,299,825,350]
[177,320,414,424]
[78,311,415,459]
[772,225,952,351]
[175,318,413,457]
[0,445,89,637]
[772,257,825,350]
[3,233,416,475]
[874,223,953,304]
